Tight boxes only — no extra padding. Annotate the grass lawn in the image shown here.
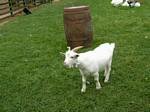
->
[0,0,150,112]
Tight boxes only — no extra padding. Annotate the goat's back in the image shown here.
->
[78,43,115,66]
[94,43,115,54]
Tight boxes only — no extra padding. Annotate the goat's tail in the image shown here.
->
[110,43,115,50]
[110,43,115,55]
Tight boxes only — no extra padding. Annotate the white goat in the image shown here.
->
[61,43,115,93]
[111,0,124,6]
[111,0,141,7]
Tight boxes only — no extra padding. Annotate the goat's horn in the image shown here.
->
[67,47,71,51]
[72,46,84,52]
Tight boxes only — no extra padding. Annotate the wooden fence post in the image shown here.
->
[23,0,26,7]
[47,0,52,4]
[33,0,36,6]
[8,0,13,16]
[23,0,28,7]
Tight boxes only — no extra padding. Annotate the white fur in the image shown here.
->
[62,43,115,93]
[111,0,124,6]
[134,2,140,7]
[111,0,141,7]
[122,1,129,6]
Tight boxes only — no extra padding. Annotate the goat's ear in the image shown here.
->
[60,52,65,55]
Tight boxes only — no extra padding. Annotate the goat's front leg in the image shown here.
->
[94,72,101,90]
[80,70,86,93]
[81,75,86,93]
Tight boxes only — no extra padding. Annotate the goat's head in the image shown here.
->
[61,46,83,68]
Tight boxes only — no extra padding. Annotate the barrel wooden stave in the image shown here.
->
[64,6,93,49]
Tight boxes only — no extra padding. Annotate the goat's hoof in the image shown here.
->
[96,86,101,90]
[86,81,90,85]
[81,89,86,93]
[104,80,109,83]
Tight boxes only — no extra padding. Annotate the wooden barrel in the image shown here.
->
[63,6,93,49]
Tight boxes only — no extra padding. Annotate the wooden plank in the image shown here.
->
[0,6,9,10]
[0,2,9,5]
[0,13,11,20]
[0,10,10,15]
[0,8,23,20]
[13,6,24,11]
[18,1,24,5]
[13,8,23,15]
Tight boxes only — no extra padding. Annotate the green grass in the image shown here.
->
[0,0,150,112]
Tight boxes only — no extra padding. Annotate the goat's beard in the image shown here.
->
[69,65,74,68]
[70,63,76,68]
[64,63,75,68]
[64,60,79,68]
[65,63,77,68]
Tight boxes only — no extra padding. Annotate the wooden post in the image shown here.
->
[23,0,30,8]
[33,0,36,6]
[8,0,13,16]
[23,0,26,7]
[16,0,19,7]
[48,0,53,4]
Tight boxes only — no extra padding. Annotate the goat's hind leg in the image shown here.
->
[80,70,87,93]
[94,72,101,90]
[104,59,112,83]
[104,66,108,77]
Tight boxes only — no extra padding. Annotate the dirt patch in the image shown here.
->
[53,0,60,2]
[0,20,9,26]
